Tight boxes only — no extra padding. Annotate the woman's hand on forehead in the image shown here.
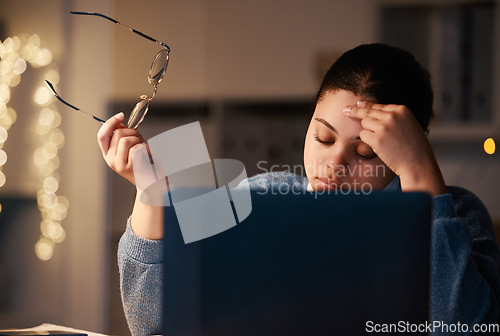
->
[342,101,447,196]
[341,100,425,171]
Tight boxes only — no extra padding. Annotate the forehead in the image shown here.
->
[313,90,364,137]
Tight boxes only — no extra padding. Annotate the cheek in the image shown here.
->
[303,126,326,178]
[303,132,316,177]
[350,162,394,188]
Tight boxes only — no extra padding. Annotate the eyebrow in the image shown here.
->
[314,118,361,141]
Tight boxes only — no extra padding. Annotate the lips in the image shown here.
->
[315,177,339,190]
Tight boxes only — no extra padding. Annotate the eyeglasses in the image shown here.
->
[46,11,170,129]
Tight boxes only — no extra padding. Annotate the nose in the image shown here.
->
[320,143,349,176]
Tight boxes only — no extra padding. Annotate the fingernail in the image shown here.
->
[114,112,124,119]
[357,101,366,107]
[343,106,352,115]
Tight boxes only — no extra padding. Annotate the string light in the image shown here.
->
[0,34,69,261]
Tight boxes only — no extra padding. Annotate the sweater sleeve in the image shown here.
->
[118,216,164,336]
[430,190,500,335]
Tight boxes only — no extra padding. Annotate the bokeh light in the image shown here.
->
[0,104,7,118]
[0,59,13,76]
[34,49,53,67]
[38,191,58,209]
[46,221,65,241]
[45,69,60,85]
[43,175,59,194]
[0,149,7,166]
[3,38,14,52]
[42,142,58,159]
[0,127,7,143]
[8,74,21,87]
[39,108,55,126]
[7,107,17,124]
[484,138,495,155]
[1,34,68,261]
[0,171,6,188]
[35,238,54,261]
[13,58,27,75]
[48,128,65,148]
[34,86,52,105]
[0,83,11,104]
[27,34,41,48]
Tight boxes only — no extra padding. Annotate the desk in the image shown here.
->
[0,324,107,336]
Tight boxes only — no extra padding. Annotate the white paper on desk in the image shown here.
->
[0,324,106,336]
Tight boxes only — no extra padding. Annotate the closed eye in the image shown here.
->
[355,143,377,160]
[314,134,334,145]
[355,152,377,160]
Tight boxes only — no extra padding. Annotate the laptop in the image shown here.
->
[163,190,432,335]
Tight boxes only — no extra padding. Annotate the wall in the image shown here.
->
[110,0,377,101]
[61,0,113,332]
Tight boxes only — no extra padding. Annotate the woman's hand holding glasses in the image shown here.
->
[97,112,145,186]
[98,112,165,240]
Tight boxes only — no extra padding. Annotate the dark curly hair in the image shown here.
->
[316,43,434,131]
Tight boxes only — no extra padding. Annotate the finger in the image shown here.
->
[97,112,126,155]
[107,128,144,161]
[360,116,383,133]
[358,101,404,112]
[343,100,384,119]
[115,136,143,172]
[343,105,367,119]
[359,129,378,150]
[343,105,384,120]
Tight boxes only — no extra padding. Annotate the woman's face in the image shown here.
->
[304,90,395,192]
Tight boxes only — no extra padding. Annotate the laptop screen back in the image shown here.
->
[163,191,431,336]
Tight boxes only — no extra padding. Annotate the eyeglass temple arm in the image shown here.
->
[44,81,105,124]
[70,11,170,52]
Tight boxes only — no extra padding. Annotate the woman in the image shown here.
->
[98,43,500,335]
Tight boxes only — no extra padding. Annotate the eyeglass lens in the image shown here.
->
[127,49,169,129]
[149,49,169,86]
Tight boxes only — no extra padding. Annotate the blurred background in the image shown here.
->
[0,0,498,334]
